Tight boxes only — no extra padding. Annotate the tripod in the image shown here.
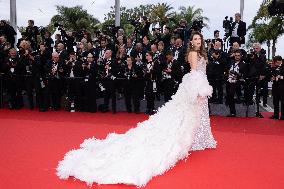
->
[243,77,264,118]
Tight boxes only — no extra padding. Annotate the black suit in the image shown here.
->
[100,58,119,113]
[230,20,246,45]
[271,64,284,118]
[46,60,66,110]
[226,60,247,115]
[144,60,162,114]
[123,64,143,113]
[160,59,182,102]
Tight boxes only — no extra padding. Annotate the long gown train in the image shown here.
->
[56,57,217,187]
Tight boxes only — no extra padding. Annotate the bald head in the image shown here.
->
[105,49,112,59]
[52,52,60,62]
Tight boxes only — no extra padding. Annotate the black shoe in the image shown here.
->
[112,110,117,114]
[235,98,242,104]
[226,114,236,117]
[39,108,47,112]
[263,104,267,107]
[134,109,140,114]
[101,108,109,113]
[213,100,223,104]
[145,109,154,115]
[270,115,279,119]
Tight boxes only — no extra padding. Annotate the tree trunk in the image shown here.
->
[272,39,276,57]
[267,40,271,60]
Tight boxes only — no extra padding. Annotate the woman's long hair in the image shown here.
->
[187,31,208,61]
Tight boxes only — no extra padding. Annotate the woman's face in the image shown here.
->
[191,34,202,49]
[158,44,164,51]
[79,43,84,49]
[119,46,125,53]
[146,53,152,61]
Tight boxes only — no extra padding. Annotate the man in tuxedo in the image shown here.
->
[25,20,39,51]
[270,56,284,120]
[0,20,17,47]
[226,50,247,117]
[229,13,246,46]
[207,41,227,104]
[212,30,223,49]
[100,49,118,113]
[46,52,66,110]
[57,43,69,63]
[173,38,186,65]
[161,51,183,102]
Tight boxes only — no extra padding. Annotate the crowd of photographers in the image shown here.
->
[0,13,283,119]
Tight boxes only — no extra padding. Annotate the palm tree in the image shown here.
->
[248,1,284,57]
[178,6,209,28]
[49,6,100,32]
[151,3,174,31]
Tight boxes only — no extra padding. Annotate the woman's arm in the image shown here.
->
[187,51,198,71]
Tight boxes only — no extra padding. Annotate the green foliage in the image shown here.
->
[248,1,284,55]
[178,6,209,28]
[49,5,100,32]
[102,4,208,36]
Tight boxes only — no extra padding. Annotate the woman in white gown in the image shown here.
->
[56,31,217,187]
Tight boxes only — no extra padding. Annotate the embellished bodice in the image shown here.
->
[196,56,207,75]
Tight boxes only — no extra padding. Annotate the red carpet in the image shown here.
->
[0,109,284,189]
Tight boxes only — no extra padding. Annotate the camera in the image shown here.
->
[102,24,119,38]
[38,26,47,39]
[54,22,64,29]
[223,16,233,38]
[191,20,204,32]
[228,70,242,83]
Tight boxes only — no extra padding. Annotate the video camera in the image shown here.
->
[223,16,233,38]
[190,20,204,32]
[102,24,120,38]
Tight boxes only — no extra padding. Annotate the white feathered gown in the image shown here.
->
[56,57,217,187]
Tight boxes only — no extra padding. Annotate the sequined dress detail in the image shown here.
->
[56,57,217,187]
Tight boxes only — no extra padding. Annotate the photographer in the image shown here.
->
[42,31,54,53]
[62,31,76,54]
[225,50,247,117]
[245,43,267,107]
[229,13,246,46]
[46,52,66,110]
[37,43,51,112]
[64,52,84,112]
[141,16,151,39]
[81,53,98,113]
[269,56,284,120]
[161,26,172,50]
[100,49,118,113]
[212,30,223,50]
[207,41,227,104]
[96,39,108,65]
[123,56,143,113]
[174,19,190,44]
[173,38,186,66]
[2,48,25,109]
[144,51,162,115]
[152,27,162,44]
[23,50,41,110]
[25,20,39,51]
[228,42,247,61]
[0,20,17,47]
[161,50,182,102]
[56,43,69,63]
